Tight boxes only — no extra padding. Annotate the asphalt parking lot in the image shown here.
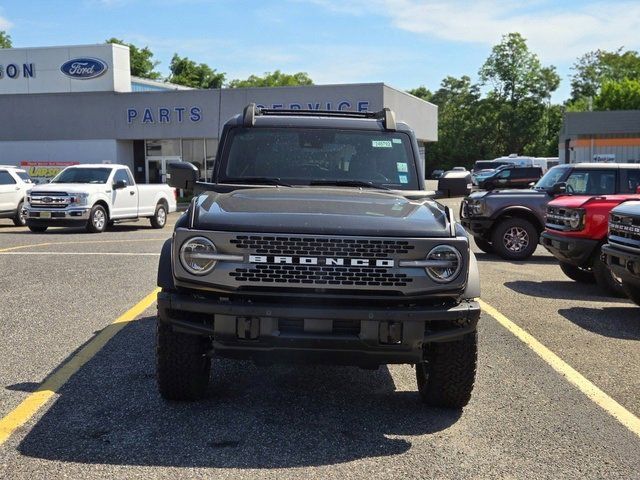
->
[0,205,639,479]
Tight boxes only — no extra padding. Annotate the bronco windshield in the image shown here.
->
[219,128,420,190]
[534,165,570,190]
[52,168,112,184]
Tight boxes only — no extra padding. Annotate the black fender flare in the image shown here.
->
[491,206,544,231]
[157,238,175,290]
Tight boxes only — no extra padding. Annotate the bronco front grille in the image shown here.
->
[230,264,412,286]
[230,235,415,258]
[609,213,640,248]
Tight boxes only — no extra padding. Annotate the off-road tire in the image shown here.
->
[86,204,108,233]
[622,283,640,306]
[12,201,26,226]
[28,225,47,233]
[474,237,494,254]
[416,331,477,409]
[559,262,595,284]
[156,320,211,401]
[592,252,626,298]
[150,202,167,229]
[491,217,538,260]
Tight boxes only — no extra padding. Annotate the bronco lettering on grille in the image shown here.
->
[248,255,395,268]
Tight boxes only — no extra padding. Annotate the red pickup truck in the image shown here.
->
[541,192,640,296]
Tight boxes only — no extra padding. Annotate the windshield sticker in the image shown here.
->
[392,138,402,144]
[372,140,392,148]
[398,174,408,184]
[397,162,408,173]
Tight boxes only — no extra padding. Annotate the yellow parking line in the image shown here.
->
[480,299,640,439]
[0,288,160,446]
[0,238,166,253]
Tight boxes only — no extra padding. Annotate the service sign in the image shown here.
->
[60,58,108,80]
[20,161,79,184]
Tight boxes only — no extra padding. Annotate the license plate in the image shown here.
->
[40,211,51,219]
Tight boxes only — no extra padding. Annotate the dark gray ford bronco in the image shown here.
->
[461,163,640,260]
[156,105,481,408]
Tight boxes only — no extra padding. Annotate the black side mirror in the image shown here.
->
[549,182,567,195]
[167,162,199,190]
[113,180,127,189]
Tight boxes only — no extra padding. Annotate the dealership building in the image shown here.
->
[0,43,438,183]
[559,110,640,164]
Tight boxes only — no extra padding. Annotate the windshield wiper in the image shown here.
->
[224,177,293,187]
[309,180,390,190]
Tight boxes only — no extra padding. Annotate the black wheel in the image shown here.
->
[28,225,47,233]
[474,237,494,254]
[559,262,595,283]
[150,202,167,229]
[592,252,626,298]
[12,201,27,226]
[491,217,538,260]
[622,283,640,306]
[86,204,108,233]
[156,320,211,401]
[416,332,477,409]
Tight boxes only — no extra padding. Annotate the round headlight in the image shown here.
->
[179,237,217,275]
[569,210,582,229]
[425,245,462,283]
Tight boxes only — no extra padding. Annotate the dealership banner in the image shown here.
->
[20,161,79,183]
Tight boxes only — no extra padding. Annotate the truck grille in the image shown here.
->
[230,235,414,258]
[230,264,412,286]
[30,192,71,209]
[609,212,640,249]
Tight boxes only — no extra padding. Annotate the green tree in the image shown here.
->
[106,38,161,79]
[0,30,12,48]
[407,86,432,101]
[594,79,640,110]
[570,48,640,104]
[228,70,313,88]
[168,54,225,89]
[479,32,560,155]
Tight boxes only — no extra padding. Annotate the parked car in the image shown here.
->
[25,164,177,233]
[437,169,472,198]
[460,163,640,260]
[476,165,543,191]
[0,165,32,226]
[541,185,640,296]
[601,201,640,306]
[156,105,481,408]
[431,169,445,179]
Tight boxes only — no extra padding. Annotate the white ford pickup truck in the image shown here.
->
[25,164,177,233]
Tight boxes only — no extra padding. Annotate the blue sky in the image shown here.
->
[1,0,639,102]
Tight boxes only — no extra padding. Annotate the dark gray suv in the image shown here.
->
[156,105,481,409]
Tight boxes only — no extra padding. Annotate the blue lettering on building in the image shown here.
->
[142,108,154,124]
[174,107,185,122]
[6,64,18,79]
[159,108,170,123]
[189,107,202,122]
[0,63,35,80]
[127,106,203,125]
[338,101,351,110]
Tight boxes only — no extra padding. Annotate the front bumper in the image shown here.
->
[26,207,90,227]
[540,231,599,267]
[460,217,494,238]
[158,290,481,366]
[601,244,640,288]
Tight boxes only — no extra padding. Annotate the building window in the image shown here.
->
[146,139,181,157]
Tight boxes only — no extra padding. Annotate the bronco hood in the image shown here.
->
[468,188,548,201]
[548,194,639,209]
[191,187,452,237]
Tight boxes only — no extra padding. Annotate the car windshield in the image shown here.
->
[16,171,32,183]
[219,127,419,190]
[52,167,112,184]
[534,165,570,189]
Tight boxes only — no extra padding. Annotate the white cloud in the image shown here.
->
[0,15,12,30]
[305,0,640,63]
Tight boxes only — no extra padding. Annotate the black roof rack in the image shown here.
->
[242,103,397,131]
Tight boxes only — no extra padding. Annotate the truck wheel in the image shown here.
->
[416,331,477,409]
[491,218,538,260]
[622,283,640,306]
[474,237,494,254]
[559,262,595,284]
[592,254,626,298]
[28,225,48,233]
[86,205,108,233]
[156,320,211,401]
[150,203,167,229]
[12,202,27,226]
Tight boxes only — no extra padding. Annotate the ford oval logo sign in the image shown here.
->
[60,58,108,79]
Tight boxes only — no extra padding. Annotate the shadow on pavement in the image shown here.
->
[504,280,630,303]
[474,252,557,265]
[18,316,460,468]
[558,307,640,340]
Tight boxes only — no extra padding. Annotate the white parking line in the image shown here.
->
[0,252,160,256]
